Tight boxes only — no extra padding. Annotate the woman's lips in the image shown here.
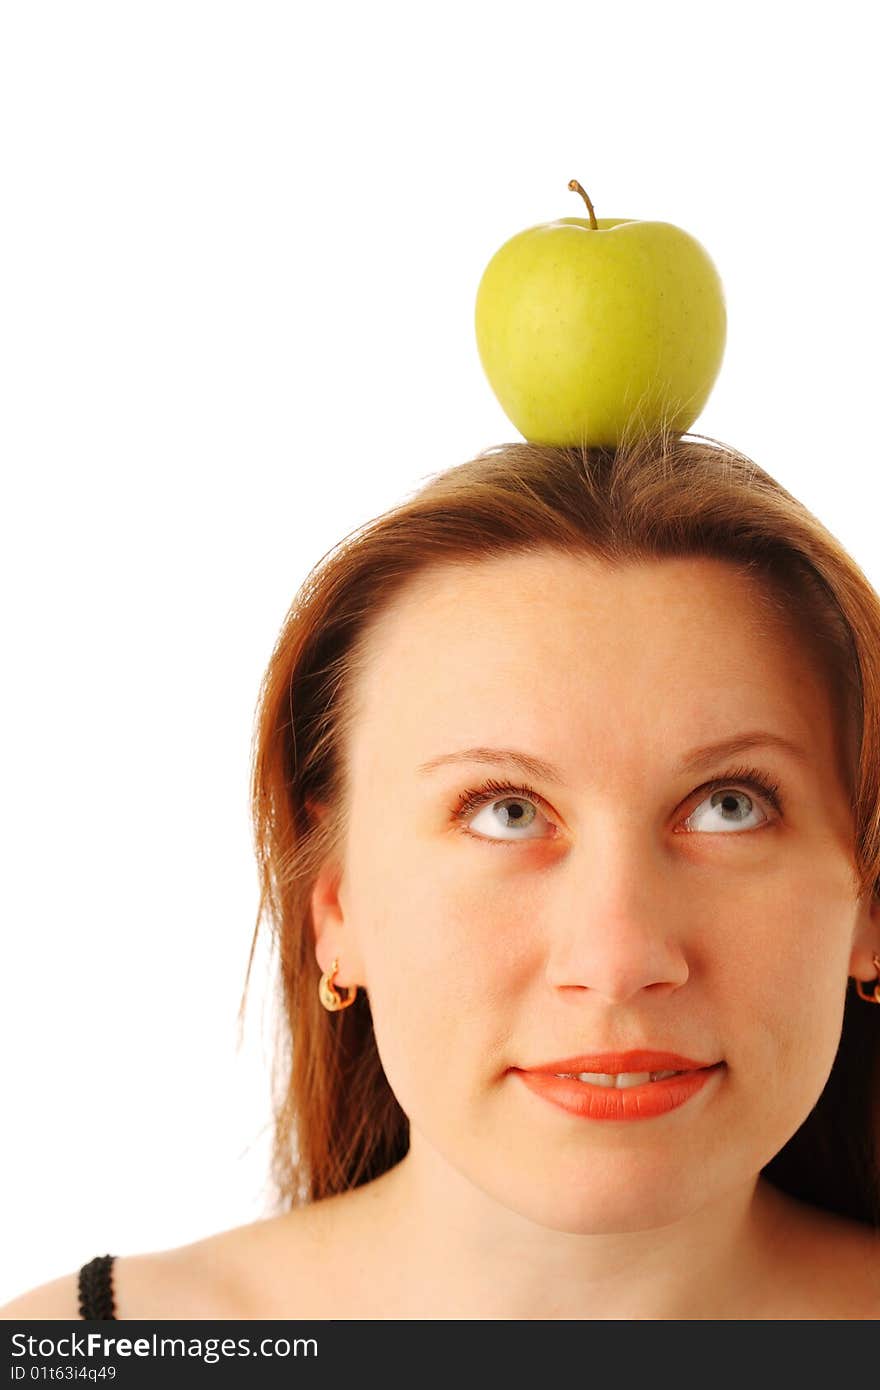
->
[513,1060,725,1122]
[520,1050,717,1074]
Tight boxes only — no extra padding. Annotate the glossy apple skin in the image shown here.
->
[474,216,726,447]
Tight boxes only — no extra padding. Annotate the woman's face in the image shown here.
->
[312,551,878,1234]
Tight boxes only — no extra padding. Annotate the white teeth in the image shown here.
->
[554,1069,683,1087]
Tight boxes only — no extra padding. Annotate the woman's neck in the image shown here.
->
[341,1144,801,1320]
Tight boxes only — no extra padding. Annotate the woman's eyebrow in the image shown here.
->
[416,731,809,787]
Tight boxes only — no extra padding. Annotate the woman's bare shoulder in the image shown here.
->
[1,1271,82,1321]
[0,1207,327,1322]
[815,1217,880,1317]
[768,1189,880,1319]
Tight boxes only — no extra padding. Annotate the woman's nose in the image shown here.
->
[545,839,691,1004]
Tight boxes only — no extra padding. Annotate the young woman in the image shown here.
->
[5,423,880,1320]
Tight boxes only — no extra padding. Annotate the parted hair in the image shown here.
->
[240,417,880,1226]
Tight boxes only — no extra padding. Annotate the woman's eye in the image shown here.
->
[465,792,551,843]
[681,785,771,834]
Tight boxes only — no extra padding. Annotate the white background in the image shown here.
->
[1,1,878,1303]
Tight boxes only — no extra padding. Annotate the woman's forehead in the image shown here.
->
[350,552,832,768]
[359,553,811,684]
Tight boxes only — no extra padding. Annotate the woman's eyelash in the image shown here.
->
[451,764,785,835]
[453,778,553,822]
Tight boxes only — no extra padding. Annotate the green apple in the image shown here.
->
[474,181,726,447]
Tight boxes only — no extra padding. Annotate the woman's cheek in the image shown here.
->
[362,876,525,1078]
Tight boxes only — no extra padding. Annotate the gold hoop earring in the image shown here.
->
[318,957,358,1011]
[855,953,880,1004]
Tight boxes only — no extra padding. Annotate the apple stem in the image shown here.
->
[568,179,598,230]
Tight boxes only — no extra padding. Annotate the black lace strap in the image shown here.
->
[78,1254,117,1320]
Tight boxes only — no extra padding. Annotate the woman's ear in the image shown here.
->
[305,799,341,957]
[849,880,880,983]
[310,860,344,959]
[309,857,365,988]
[304,799,365,986]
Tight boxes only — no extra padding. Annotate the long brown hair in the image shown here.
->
[241,419,880,1224]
